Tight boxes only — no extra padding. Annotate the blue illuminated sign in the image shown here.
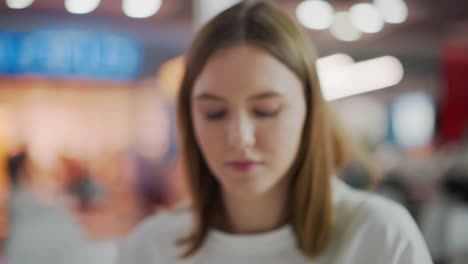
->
[0,28,142,81]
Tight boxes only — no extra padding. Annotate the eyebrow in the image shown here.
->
[195,91,283,102]
[249,91,282,101]
[195,93,226,102]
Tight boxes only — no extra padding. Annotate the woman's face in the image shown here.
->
[191,44,306,198]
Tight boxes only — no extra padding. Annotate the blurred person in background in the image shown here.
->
[118,1,432,263]
[6,151,120,264]
[5,150,85,264]
[79,151,147,239]
[63,156,105,212]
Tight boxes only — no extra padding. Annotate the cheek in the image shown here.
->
[260,110,305,167]
[192,115,224,161]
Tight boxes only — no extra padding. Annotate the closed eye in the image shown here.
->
[205,110,227,120]
[253,109,281,118]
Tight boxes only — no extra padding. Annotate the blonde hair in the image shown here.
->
[176,0,359,259]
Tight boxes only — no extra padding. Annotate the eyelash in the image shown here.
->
[205,110,228,120]
[204,109,280,121]
[253,110,280,118]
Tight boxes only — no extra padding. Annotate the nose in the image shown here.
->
[227,112,255,150]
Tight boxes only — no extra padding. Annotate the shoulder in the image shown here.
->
[334,178,418,235]
[116,207,192,264]
[332,179,433,263]
[351,189,413,229]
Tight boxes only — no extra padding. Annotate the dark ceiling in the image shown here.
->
[0,0,467,77]
[1,0,467,45]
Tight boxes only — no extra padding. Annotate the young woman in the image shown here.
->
[117,1,433,263]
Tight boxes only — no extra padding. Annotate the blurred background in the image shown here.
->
[0,0,467,263]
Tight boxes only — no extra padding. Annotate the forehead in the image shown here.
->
[192,44,303,99]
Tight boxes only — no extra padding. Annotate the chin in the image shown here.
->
[220,175,272,198]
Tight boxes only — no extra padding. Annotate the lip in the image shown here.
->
[226,160,262,173]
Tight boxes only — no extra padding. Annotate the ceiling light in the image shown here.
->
[123,0,163,19]
[296,0,334,30]
[316,53,355,73]
[320,56,404,100]
[374,0,408,24]
[6,0,34,9]
[65,0,101,14]
[349,3,384,33]
[330,12,362,41]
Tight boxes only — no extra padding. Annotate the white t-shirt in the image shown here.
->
[117,179,433,264]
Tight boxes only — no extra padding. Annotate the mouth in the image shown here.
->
[226,160,263,173]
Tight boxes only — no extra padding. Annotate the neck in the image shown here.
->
[219,183,290,234]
